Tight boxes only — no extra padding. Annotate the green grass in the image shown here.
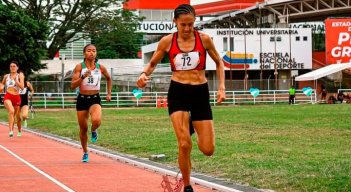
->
[1,104,351,192]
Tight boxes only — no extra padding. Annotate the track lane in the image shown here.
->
[0,124,213,192]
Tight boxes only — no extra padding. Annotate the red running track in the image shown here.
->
[0,123,213,192]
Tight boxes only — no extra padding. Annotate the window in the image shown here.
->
[161,10,172,21]
[223,37,228,51]
[139,10,174,21]
[230,37,234,51]
[140,10,151,21]
[152,10,161,20]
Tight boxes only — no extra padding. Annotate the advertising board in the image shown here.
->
[325,18,351,64]
[203,28,312,70]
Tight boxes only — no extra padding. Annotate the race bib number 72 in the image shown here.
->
[173,51,200,70]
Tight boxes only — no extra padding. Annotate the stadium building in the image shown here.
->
[123,0,266,91]
[44,0,351,94]
[125,0,351,93]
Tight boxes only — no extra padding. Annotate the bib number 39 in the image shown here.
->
[87,76,94,84]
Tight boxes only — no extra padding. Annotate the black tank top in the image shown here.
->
[20,82,29,101]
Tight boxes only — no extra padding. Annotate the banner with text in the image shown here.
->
[136,21,176,34]
[203,28,312,70]
[325,18,351,64]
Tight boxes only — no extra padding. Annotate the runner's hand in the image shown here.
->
[106,93,111,102]
[217,89,226,104]
[137,73,150,88]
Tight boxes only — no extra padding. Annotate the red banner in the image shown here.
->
[325,18,351,64]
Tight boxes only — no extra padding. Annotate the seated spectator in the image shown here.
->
[328,95,336,104]
[343,93,351,103]
[320,85,327,101]
[337,92,345,103]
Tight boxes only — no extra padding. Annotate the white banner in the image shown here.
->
[203,28,312,71]
[136,21,176,34]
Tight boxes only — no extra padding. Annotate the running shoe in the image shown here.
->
[9,131,13,137]
[17,132,22,137]
[91,130,98,143]
[22,120,27,128]
[82,153,89,162]
[184,185,194,192]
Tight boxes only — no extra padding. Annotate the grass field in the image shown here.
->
[1,104,350,192]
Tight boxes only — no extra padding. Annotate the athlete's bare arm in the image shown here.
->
[137,34,172,88]
[100,64,112,101]
[200,32,226,103]
[27,82,35,98]
[71,64,83,90]
[0,75,7,92]
[1,74,7,85]
[17,72,25,90]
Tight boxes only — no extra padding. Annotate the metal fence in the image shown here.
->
[29,79,298,93]
[0,89,317,109]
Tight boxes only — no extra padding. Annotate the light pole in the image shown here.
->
[61,54,65,93]
[267,75,271,92]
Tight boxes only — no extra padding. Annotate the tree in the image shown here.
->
[0,4,48,76]
[93,9,144,59]
[2,0,126,59]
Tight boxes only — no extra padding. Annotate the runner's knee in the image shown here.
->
[91,119,101,127]
[178,139,192,152]
[199,145,215,156]
[80,127,88,135]
[8,109,15,116]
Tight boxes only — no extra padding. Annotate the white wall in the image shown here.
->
[39,59,143,76]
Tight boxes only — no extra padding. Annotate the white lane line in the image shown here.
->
[24,128,243,192]
[0,144,75,192]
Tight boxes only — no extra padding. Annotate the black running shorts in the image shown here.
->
[167,80,213,121]
[20,94,29,107]
[76,93,101,111]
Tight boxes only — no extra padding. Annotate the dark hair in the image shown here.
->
[174,4,195,19]
[83,44,98,62]
[10,60,19,67]
[83,44,96,53]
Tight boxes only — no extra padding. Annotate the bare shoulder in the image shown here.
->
[198,31,211,41]
[1,74,7,83]
[198,31,212,48]
[158,33,173,51]
[73,63,83,71]
[99,63,107,71]
[160,33,173,44]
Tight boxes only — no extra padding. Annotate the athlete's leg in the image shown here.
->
[4,100,15,133]
[77,110,89,153]
[89,104,102,132]
[193,120,215,156]
[170,111,192,187]
[15,106,22,133]
[21,105,29,120]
